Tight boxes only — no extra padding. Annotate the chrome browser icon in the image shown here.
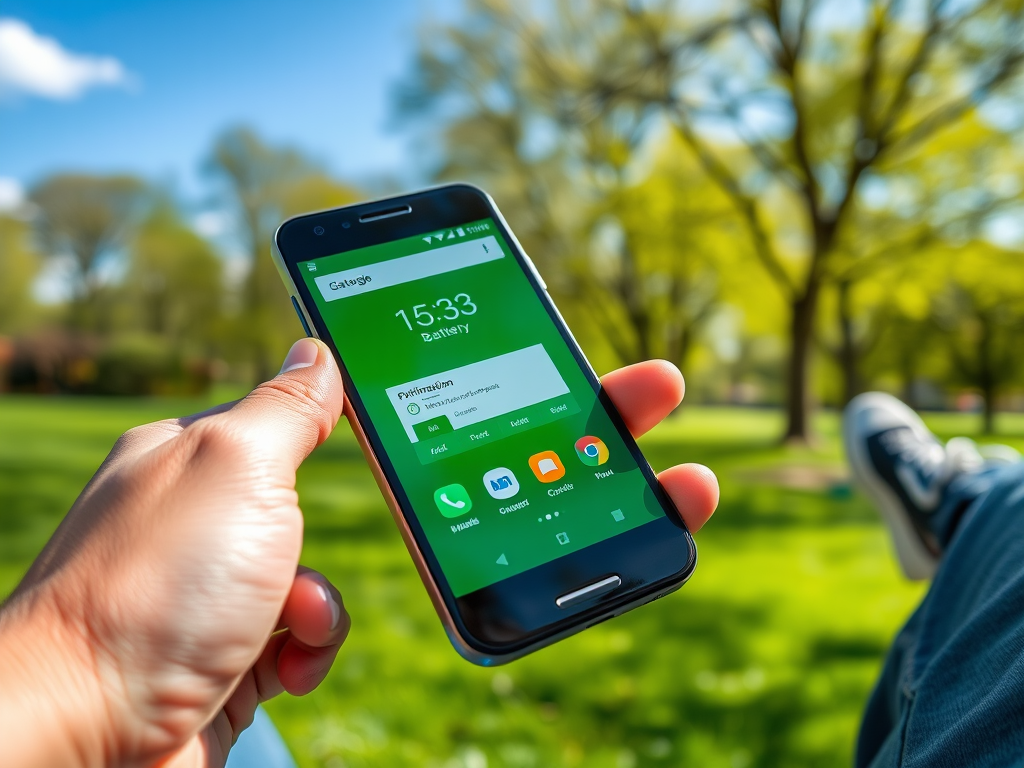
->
[574,436,609,467]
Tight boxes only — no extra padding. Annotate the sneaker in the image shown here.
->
[843,393,984,580]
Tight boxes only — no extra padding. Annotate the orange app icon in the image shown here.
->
[529,450,565,483]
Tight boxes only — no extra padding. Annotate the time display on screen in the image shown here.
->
[395,293,477,330]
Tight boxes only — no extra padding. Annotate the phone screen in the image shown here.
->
[299,218,668,597]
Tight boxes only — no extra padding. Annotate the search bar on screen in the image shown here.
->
[313,235,502,302]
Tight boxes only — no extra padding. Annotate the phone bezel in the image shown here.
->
[275,183,696,660]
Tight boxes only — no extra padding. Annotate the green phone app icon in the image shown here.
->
[434,483,472,518]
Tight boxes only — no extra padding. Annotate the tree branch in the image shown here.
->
[670,115,799,299]
[832,224,934,283]
[756,4,820,222]
[791,0,816,60]
[698,93,805,192]
[577,273,642,364]
[886,46,1024,154]
[852,0,893,148]
[874,0,949,144]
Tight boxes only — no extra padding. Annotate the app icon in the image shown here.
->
[483,467,520,500]
[433,483,472,518]
[575,436,609,466]
[556,532,570,545]
[529,450,565,483]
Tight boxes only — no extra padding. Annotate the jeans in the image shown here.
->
[857,463,1024,767]
[226,707,297,768]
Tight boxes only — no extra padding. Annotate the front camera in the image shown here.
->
[313,226,325,236]
[342,221,351,229]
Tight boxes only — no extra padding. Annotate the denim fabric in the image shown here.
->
[857,463,1024,768]
[227,707,297,768]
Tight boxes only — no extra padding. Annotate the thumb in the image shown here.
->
[219,338,345,472]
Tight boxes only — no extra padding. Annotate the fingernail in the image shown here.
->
[317,584,342,630]
[280,338,319,374]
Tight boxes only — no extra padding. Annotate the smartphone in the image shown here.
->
[273,184,696,664]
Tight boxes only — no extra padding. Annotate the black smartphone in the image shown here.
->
[273,183,696,664]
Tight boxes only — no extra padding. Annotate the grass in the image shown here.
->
[3,396,1022,768]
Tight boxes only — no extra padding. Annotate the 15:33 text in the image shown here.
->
[395,293,477,330]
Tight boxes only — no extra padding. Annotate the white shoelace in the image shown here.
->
[880,430,986,490]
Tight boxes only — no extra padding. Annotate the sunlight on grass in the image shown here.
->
[12,398,1012,766]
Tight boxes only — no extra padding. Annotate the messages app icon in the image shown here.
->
[529,451,565,483]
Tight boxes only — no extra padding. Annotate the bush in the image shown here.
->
[93,335,210,396]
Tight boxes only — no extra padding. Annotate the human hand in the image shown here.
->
[0,342,716,768]
[0,338,348,768]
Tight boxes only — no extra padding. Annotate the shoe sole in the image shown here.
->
[843,394,939,580]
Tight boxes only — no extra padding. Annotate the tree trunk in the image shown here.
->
[837,277,860,406]
[900,352,918,411]
[982,385,996,435]
[784,282,821,442]
[979,314,996,435]
[677,325,693,373]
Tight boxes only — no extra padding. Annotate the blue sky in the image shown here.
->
[0,0,460,202]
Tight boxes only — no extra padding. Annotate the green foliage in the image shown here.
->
[11,399,1024,766]
[3,132,366,393]
[89,335,208,396]
[3,204,231,396]
[399,0,1024,439]
[29,174,149,331]
[207,128,361,381]
[931,244,1024,431]
[0,216,41,335]
[122,205,226,350]
[565,135,750,369]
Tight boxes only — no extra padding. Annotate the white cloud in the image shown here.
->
[0,18,133,100]
[0,176,24,212]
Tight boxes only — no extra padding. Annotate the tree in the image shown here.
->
[592,1,1024,438]
[817,245,941,407]
[406,0,1024,440]
[931,244,1024,434]
[397,17,581,283]
[123,204,225,352]
[30,174,148,333]
[0,215,41,335]
[569,136,745,368]
[825,113,1024,405]
[206,128,359,381]
[399,2,748,374]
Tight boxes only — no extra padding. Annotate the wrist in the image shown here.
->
[0,587,113,768]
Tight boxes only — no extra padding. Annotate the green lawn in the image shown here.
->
[3,397,1022,768]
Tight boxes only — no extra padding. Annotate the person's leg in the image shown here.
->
[846,394,1024,767]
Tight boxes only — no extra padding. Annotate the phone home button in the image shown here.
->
[555,575,622,609]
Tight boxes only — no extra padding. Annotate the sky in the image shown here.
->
[0,0,461,207]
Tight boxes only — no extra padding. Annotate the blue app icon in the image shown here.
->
[483,467,520,500]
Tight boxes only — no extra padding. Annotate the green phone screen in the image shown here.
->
[300,218,666,597]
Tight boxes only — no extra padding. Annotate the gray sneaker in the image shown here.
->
[843,393,986,580]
